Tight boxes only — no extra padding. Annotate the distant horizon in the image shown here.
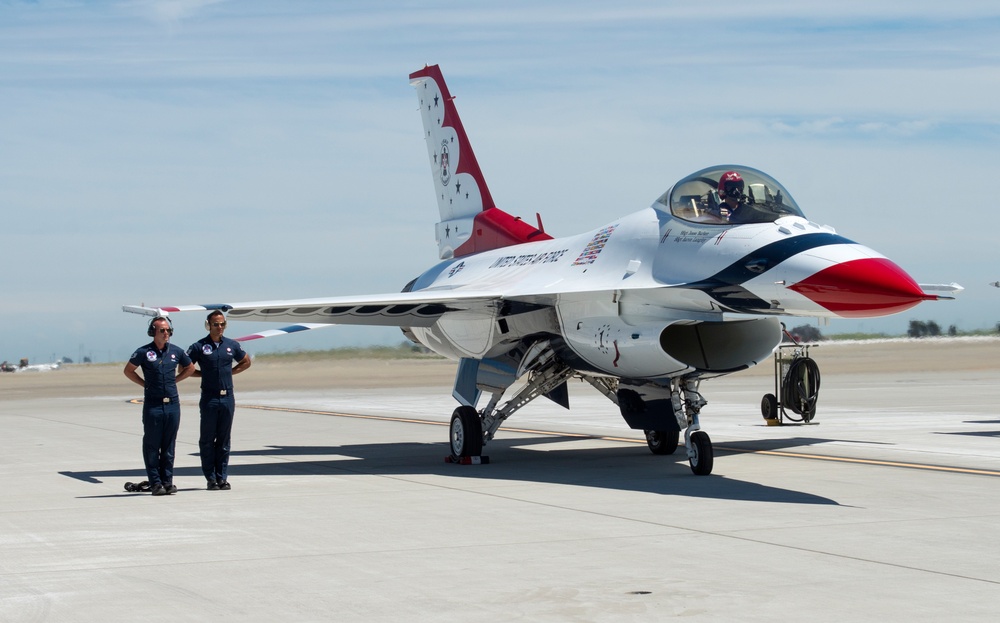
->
[6,320,999,367]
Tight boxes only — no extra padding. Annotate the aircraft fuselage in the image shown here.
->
[408,197,929,381]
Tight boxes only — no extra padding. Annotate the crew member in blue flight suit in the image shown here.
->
[124,316,196,496]
[187,310,252,491]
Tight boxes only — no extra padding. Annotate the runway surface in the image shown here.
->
[2,338,999,621]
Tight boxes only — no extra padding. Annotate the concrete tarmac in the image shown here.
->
[2,338,999,621]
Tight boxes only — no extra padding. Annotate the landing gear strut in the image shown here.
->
[445,344,716,475]
[448,345,574,462]
[672,378,713,476]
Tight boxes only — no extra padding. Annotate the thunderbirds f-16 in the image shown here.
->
[125,65,960,475]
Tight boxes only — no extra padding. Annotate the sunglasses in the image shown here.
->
[211,322,227,328]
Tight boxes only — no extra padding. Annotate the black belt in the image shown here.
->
[147,397,177,404]
[205,389,230,396]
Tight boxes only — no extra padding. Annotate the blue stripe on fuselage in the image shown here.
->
[682,232,855,313]
[691,232,854,288]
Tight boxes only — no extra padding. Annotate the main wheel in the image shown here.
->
[449,406,483,457]
[688,430,714,475]
[644,429,680,455]
[761,393,779,420]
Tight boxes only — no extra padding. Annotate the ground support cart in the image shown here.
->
[761,343,821,425]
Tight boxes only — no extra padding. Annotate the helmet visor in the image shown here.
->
[722,179,744,199]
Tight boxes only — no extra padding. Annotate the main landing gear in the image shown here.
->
[446,347,716,475]
[448,346,574,463]
[644,429,679,455]
[449,406,483,457]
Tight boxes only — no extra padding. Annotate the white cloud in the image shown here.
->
[121,0,227,25]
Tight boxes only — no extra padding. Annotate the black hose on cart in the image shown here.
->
[781,356,820,422]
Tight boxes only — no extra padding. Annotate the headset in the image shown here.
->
[147,315,174,337]
[205,310,227,331]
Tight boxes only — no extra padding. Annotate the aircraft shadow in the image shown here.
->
[61,435,839,506]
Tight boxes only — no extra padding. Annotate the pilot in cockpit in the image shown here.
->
[717,171,749,222]
[719,171,788,224]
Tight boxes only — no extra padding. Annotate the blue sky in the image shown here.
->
[1,1,998,363]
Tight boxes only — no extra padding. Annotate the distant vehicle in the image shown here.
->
[124,65,959,475]
[11,358,61,372]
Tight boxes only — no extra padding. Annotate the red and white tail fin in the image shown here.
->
[410,65,551,259]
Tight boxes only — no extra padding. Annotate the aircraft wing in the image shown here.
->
[123,289,505,330]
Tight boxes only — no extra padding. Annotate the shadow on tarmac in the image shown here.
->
[61,434,840,506]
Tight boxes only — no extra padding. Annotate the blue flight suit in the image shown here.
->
[129,343,192,488]
[187,335,247,484]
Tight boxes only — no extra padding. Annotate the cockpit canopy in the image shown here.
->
[655,165,805,225]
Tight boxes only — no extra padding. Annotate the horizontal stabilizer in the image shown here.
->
[234,323,336,342]
[123,304,233,317]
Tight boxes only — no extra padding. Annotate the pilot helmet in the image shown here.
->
[718,171,744,199]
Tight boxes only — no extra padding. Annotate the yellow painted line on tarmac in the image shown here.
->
[244,403,450,427]
[244,403,643,444]
[723,447,1000,477]
[241,403,1000,478]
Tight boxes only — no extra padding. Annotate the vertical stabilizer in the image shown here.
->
[410,65,551,259]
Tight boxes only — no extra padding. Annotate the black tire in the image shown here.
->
[688,430,714,476]
[761,393,779,420]
[644,429,680,455]
[449,406,483,457]
[782,357,820,422]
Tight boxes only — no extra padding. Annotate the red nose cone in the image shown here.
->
[789,258,934,318]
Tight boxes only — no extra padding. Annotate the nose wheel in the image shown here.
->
[687,430,714,475]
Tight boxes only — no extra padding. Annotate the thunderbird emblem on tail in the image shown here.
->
[124,65,961,475]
